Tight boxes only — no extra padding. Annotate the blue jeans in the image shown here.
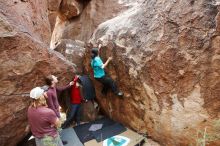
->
[62,104,81,128]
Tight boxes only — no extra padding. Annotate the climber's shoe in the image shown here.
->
[116,91,124,97]
[62,140,68,145]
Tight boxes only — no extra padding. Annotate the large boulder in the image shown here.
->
[50,0,130,48]
[50,0,83,49]
[47,0,62,31]
[0,0,75,145]
[59,0,83,20]
[84,0,220,145]
[48,0,62,11]
[61,0,130,41]
[48,0,84,39]
[48,11,58,31]
[0,0,51,44]
[54,39,85,73]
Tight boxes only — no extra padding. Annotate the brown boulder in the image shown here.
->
[47,0,62,11]
[49,0,84,48]
[54,39,85,73]
[48,11,59,32]
[59,0,83,20]
[81,101,99,122]
[58,0,129,43]
[0,0,75,145]
[84,0,220,145]
[50,16,67,49]
[0,0,51,45]
[216,2,220,32]
[0,33,75,146]
[47,0,62,31]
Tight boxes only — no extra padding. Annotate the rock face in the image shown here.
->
[54,39,85,73]
[50,0,129,48]
[48,0,83,39]
[0,0,75,145]
[84,0,220,145]
[47,0,62,31]
[61,0,127,41]
[50,0,84,49]
[0,0,51,45]
[1,0,219,145]
[59,0,83,20]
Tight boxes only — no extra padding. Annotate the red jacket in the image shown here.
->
[71,76,82,104]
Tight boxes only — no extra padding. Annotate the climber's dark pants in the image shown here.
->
[95,76,119,95]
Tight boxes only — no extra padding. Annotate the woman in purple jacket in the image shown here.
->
[28,87,63,146]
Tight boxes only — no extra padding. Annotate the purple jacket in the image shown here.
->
[46,85,70,118]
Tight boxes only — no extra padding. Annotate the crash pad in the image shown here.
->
[84,128,145,146]
[60,128,83,146]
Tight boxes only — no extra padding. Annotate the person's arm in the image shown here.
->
[97,44,112,69]
[56,81,73,92]
[54,118,61,128]
[43,92,48,98]
[48,110,61,128]
[102,57,112,69]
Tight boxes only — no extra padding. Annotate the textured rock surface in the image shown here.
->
[0,0,75,145]
[54,39,85,73]
[84,0,220,145]
[48,0,61,11]
[48,11,59,32]
[48,0,84,38]
[47,0,62,31]
[1,0,220,145]
[0,0,51,45]
[59,0,83,20]
[143,139,161,146]
[61,0,126,41]
[50,17,67,49]
[50,0,83,49]
[50,0,129,48]
[81,100,99,122]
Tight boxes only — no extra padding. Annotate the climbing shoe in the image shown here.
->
[62,140,68,145]
[116,91,124,97]
[61,123,68,129]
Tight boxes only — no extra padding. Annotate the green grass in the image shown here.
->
[191,119,220,146]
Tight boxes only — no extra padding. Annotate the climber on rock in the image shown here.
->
[91,44,123,97]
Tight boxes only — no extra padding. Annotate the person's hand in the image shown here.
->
[43,92,48,98]
[25,125,30,135]
[98,44,102,49]
[108,57,113,61]
[76,82,80,87]
[69,81,74,86]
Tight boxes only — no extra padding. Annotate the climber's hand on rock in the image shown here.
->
[98,44,101,49]
[108,57,113,61]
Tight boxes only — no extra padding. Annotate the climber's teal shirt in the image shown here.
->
[91,56,105,78]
